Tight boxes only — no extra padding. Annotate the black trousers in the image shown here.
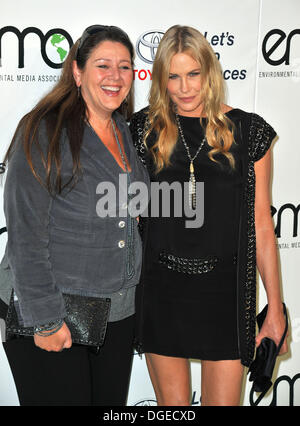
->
[2,314,135,406]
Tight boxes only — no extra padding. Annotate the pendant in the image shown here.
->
[189,161,196,210]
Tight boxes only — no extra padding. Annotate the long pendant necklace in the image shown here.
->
[87,117,135,277]
[175,113,206,210]
[110,118,130,173]
[86,117,129,173]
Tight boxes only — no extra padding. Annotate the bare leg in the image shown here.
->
[145,353,191,406]
[201,360,244,406]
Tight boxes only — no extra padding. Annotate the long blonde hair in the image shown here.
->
[145,25,235,172]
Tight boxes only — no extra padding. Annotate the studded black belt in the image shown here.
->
[158,251,237,274]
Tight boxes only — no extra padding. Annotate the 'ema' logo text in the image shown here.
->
[271,203,299,238]
[262,29,300,66]
[250,374,300,406]
[0,26,73,69]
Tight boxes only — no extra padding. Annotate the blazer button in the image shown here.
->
[118,240,125,248]
[118,220,126,228]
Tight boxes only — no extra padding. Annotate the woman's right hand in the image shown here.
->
[34,322,72,352]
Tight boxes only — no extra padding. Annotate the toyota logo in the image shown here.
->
[136,30,165,64]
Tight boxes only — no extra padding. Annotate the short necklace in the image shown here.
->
[175,113,206,209]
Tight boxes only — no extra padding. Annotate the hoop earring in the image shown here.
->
[77,86,81,98]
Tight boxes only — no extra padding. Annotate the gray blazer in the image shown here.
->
[1,112,150,327]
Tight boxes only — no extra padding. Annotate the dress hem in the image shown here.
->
[139,345,240,362]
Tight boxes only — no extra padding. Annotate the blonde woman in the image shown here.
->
[130,25,288,406]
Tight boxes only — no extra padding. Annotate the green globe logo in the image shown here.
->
[45,33,70,65]
[50,33,68,62]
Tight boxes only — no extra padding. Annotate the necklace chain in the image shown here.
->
[86,118,129,174]
[110,118,129,174]
[175,113,206,162]
[175,113,206,210]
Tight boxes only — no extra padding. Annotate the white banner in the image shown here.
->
[253,0,300,406]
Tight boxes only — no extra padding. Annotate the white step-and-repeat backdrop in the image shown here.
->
[0,0,299,406]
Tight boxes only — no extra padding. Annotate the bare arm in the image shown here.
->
[254,148,288,354]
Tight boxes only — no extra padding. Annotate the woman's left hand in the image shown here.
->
[255,305,289,355]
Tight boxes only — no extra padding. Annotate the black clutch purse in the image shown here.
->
[248,302,288,405]
[5,291,111,349]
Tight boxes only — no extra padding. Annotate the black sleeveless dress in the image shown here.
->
[139,110,244,360]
